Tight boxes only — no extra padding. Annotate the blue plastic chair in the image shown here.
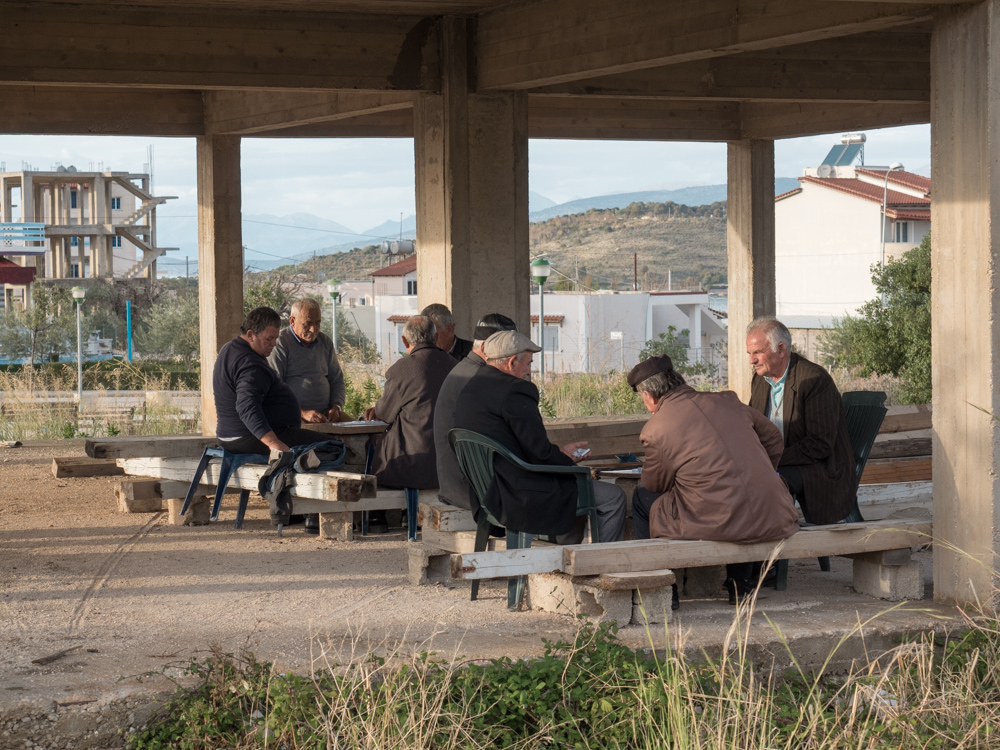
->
[361,442,419,540]
[180,446,269,529]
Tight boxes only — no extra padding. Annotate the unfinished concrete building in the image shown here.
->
[0,166,175,283]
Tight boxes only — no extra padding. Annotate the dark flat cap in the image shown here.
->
[627,355,674,391]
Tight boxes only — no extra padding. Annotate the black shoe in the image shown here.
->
[368,511,389,534]
[303,513,320,535]
[671,583,680,611]
[726,578,754,605]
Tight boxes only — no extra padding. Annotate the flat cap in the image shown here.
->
[483,330,541,360]
[627,355,674,391]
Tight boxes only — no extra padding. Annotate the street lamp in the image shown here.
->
[531,258,552,385]
[71,286,86,403]
[880,162,905,279]
[326,280,341,349]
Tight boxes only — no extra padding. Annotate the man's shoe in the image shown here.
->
[671,583,680,611]
[726,578,754,605]
[303,513,320,534]
[368,511,389,534]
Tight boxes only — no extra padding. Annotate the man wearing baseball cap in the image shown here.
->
[445,329,626,542]
[434,313,519,513]
[628,354,798,603]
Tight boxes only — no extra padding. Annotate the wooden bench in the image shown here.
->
[449,518,931,624]
[118,456,390,541]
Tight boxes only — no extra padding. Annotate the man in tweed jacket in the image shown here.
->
[745,317,857,525]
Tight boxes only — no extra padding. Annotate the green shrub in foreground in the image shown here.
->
[127,617,1000,750]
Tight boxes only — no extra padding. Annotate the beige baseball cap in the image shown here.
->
[482,330,541,359]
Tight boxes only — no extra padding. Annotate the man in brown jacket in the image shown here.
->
[365,315,457,529]
[629,355,799,601]
[745,317,857,525]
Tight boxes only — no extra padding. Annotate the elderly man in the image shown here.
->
[449,330,626,543]
[434,313,518,513]
[365,315,457,492]
[268,297,346,424]
[745,317,856,525]
[629,354,799,603]
[420,303,473,361]
[214,307,322,455]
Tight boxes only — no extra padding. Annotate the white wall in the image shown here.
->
[374,294,418,365]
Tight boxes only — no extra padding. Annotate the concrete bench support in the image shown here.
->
[850,550,923,601]
[167,496,210,526]
[527,569,676,627]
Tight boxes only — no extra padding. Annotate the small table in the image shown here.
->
[303,420,387,471]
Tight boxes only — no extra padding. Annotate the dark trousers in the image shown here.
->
[633,487,754,584]
[221,426,323,455]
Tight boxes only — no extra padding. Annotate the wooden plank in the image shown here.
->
[453,519,931,579]
[869,436,932,459]
[52,457,124,478]
[575,569,676,590]
[880,404,932,433]
[860,458,931,484]
[857,480,932,506]
[417,497,478,532]
[478,0,934,90]
[87,435,216,459]
[117,457,376,502]
[422,528,508,554]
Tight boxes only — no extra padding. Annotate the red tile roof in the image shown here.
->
[0,257,36,285]
[530,315,565,324]
[856,168,931,196]
[886,208,931,221]
[775,187,802,202]
[369,254,416,277]
[798,176,931,207]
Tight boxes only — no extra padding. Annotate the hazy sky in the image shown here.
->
[0,123,930,235]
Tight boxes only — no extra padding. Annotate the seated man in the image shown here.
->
[629,355,799,602]
[450,330,626,543]
[267,297,347,424]
[213,306,322,455]
[745,317,856,525]
[434,313,518,513]
[365,315,457,493]
[421,303,473,361]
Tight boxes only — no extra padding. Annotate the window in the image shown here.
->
[70,190,78,209]
[111,197,121,210]
[532,324,560,351]
[71,237,78,247]
[358,297,367,306]
[396,323,407,354]
[111,236,122,248]
[894,221,909,243]
[406,279,417,295]
[70,263,80,278]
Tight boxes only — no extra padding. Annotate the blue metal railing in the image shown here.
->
[1,223,47,254]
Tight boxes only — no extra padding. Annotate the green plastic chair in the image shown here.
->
[448,428,600,610]
[774,390,888,589]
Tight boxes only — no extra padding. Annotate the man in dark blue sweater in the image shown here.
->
[213,307,321,454]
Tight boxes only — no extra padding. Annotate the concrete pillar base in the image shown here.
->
[853,559,924,601]
[319,511,354,541]
[167,496,210,526]
[631,588,675,626]
[527,572,633,627]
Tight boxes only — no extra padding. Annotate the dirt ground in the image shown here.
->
[0,440,961,749]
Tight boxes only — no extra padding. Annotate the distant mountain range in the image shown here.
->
[155,182,795,275]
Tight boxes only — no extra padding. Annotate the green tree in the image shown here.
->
[639,325,716,378]
[822,233,931,404]
[0,283,75,365]
[136,292,201,367]
[243,270,300,317]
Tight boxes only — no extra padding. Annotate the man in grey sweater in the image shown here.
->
[268,297,348,423]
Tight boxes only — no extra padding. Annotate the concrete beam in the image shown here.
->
[478,0,935,90]
[530,29,930,103]
[204,91,413,135]
[929,0,1000,606]
[0,5,439,91]
[0,86,203,135]
[414,17,530,337]
[740,101,930,138]
[196,136,244,437]
[726,140,775,402]
[232,109,414,138]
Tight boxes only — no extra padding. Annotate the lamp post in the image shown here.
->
[531,258,552,385]
[880,162,905,278]
[326,280,341,349]
[71,286,86,403]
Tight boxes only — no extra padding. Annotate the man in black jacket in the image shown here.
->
[213,307,321,455]
[449,330,626,542]
[745,317,856,524]
[434,313,518,514]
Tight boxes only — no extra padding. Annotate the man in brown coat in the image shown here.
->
[745,317,857,525]
[365,315,457,500]
[629,355,799,601]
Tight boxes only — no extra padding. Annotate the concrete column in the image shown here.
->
[930,0,1000,605]
[196,135,244,436]
[726,139,775,401]
[413,17,530,335]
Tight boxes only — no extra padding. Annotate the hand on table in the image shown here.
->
[363,407,378,421]
[561,441,590,463]
[301,409,329,424]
